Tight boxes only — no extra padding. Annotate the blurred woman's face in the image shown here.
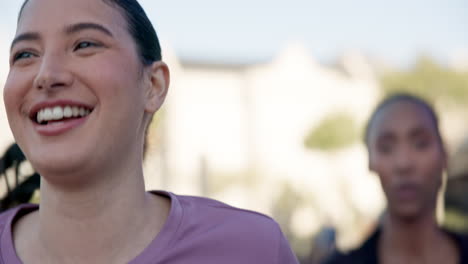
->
[367,101,446,220]
[3,0,150,178]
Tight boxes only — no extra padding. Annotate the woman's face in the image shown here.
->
[367,101,446,220]
[4,0,152,177]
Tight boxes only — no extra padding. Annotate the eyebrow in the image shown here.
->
[376,132,395,142]
[376,125,433,144]
[10,32,40,51]
[10,22,114,51]
[64,22,114,37]
[409,126,432,138]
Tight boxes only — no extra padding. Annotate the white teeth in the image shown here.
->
[36,105,92,123]
[52,106,63,120]
[72,106,79,117]
[43,108,53,121]
[37,110,43,124]
[63,106,73,118]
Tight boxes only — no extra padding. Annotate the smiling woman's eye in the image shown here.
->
[12,51,36,62]
[74,41,100,51]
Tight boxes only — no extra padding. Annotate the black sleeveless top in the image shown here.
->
[323,228,468,264]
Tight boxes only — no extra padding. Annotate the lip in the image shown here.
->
[394,183,420,200]
[29,99,94,119]
[34,115,90,136]
[29,99,94,136]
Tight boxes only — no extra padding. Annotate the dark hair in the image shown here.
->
[364,93,442,146]
[19,0,162,66]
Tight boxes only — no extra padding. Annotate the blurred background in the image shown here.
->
[1,0,468,263]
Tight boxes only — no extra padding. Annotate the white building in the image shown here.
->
[145,43,385,248]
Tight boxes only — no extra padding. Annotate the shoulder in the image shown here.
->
[0,206,22,231]
[321,249,366,264]
[322,229,380,264]
[176,193,283,237]
[0,204,38,261]
[0,209,13,232]
[0,204,38,232]
[446,230,468,263]
[459,234,468,264]
[321,251,348,264]
[178,194,273,218]
[169,193,299,263]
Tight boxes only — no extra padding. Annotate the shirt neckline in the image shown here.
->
[0,191,183,264]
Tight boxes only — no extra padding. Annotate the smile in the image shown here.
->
[35,105,92,125]
[29,101,95,136]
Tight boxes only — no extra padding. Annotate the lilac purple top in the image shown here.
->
[0,191,299,263]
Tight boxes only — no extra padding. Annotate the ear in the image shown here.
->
[144,61,170,114]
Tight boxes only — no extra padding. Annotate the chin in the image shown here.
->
[390,204,426,222]
[34,157,84,176]
[28,147,91,176]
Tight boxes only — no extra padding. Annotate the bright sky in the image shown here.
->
[0,0,467,74]
[0,0,466,149]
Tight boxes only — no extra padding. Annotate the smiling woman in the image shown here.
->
[0,0,298,263]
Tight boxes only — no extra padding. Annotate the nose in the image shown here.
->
[393,146,414,175]
[34,53,74,92]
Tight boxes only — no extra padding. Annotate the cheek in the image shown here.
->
[3,71,31,123]
[415,146,443,170]
[97,66,144,108]
[378,175,394,202]
[370,154,395,191]
[81,56,146,125]
[419,149,444,183]
[83,53,142,97]
[4,73,20,111]
[369,152,391,177]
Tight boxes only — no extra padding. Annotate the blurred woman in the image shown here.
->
[0,0,299,263]
[324,94,468,264]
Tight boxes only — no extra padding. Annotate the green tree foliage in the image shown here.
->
[304,113,358,151]
[381,56,468,106]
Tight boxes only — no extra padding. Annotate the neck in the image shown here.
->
[39,157,147,222]
[380,210,442,257]
[22,153,169,263]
